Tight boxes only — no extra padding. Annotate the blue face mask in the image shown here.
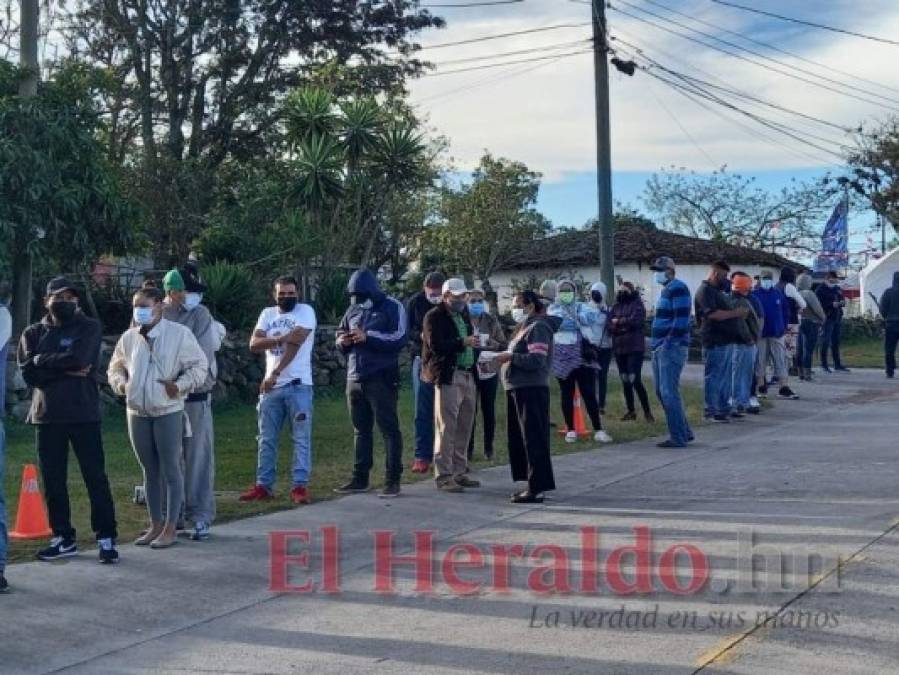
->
[133,306,155,326]
[468,301,485,316]
[654,271,668,285]
[761,279,774,290]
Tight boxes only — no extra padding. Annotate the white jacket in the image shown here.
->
[108,319,208,418]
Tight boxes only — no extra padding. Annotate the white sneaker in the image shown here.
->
[565,431,578,443]
[594,430,613,443]
[749,396,760,409]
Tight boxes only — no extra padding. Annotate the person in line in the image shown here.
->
[649,257,694,448]
[585,282,614,415]
[334,270,407,498]
[239,276,317,505]
[108,287,207,549]
[18,277,119,564]
[161,266,220,540]
[493,291,555,504]
[797,273,826,382]
[609,282,653,422]
[777,267,806,377]
[466,288,507,461]
[0,289,10,590]
[422,279,481,493]
[694,261,747,422]
[753,270,799,400]
[548,280,612,444]
[817,271,849,373]
[745,283,766,414]
[406,272,445,474]
[879,271,899,379]
[729,273,762,416]
[538,279,558,310]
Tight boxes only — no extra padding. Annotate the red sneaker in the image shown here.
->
[411,459,430,474]
[290,486,312,505]
[238,484,274,502]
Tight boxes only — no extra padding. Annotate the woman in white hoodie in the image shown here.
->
[108,288,207,548]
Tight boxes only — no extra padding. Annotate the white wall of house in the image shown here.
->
[486,262,779,313]
[860,247,899,316]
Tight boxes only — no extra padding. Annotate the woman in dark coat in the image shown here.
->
[609,282,654,422]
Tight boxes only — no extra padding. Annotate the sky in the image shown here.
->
[407,0,899,263]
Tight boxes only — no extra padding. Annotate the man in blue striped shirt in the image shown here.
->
[650,257,694,448]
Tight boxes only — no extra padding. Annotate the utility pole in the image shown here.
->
[592,0,615,291]
[13,0,39,335]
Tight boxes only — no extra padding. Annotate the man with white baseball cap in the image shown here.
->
[422,278,481,492]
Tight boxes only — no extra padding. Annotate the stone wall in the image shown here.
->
[4,326,411,421]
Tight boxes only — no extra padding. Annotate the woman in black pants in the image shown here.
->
[467,290,508,460]
[609,283,653,421]
[493,291,556,504]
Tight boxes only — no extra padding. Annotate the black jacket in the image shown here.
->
[406,291,436,359]
[816,283,844,320]
[422,303,473,386]
[18,312,103,425]
[880,272,899,325]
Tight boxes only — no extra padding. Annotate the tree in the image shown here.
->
[846,117,899,233]
[642,167,839,255]
[428,153,551,293]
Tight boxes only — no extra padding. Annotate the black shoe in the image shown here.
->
[821,366,832,373]
[37,536,78,561]
[731,411,745,419]
[712,414,731,422]
[687,433,696,442]
[511,491,544,504]
[835,366,850,372]
[888,372,895,379]
[484,451,494,460]
[0,573,8,593]
[778,386,799,400]
[334,479,371,494]
[379,481,401,499]
[758,386,768,398]
[98,539,119,565]
[621,410,637,421]
[747,406,761,415]
[657,440,686,448]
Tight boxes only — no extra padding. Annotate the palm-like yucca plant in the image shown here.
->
[293,133,345,209]
[339,98,383,170]
[284,88,338,145]
[373,120,427,186]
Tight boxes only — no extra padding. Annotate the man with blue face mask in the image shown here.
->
[466,289,507,461]
[162,264,220,541]
[752,270,798,400]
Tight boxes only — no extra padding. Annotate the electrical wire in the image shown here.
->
[422,48,592,76]
[405,22,590,51]
[429,38,591,66]
[421,0,524,6]
[644,76,720,168]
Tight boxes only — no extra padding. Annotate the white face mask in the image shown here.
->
[511,308,529,324]
[184,292,202,310]
[760,279,774,290]
[426,293,441,305]
[359,299,373,310]
[654,271,668,285]
[133,306,155,326]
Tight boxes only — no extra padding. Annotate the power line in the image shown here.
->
[607,2,899,112]
[430,38,590,66]
[407,22,589,51]
[422,48,592,76]
[639,0,899,97]
[421,0,524,6]
[708,0,899,47]
[644,76,720,168]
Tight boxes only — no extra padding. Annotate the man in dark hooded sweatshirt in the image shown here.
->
[334,270,407,498]
[879,271,899,378]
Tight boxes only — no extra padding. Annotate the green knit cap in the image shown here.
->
[163,268,185,291]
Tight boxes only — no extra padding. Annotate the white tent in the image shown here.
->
[859,247,899,315]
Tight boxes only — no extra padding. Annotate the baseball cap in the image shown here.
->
[424,271,446,289]
[46,276,78,298]
[442,278,469,296]
[649,256,675,272]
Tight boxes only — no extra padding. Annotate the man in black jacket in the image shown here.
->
[880,271,899,378]
[17,277,118,564]
[816,271,849,372]
[422,278,480,493]
[406,271,445,474]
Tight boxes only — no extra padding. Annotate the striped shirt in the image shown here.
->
[651,278,692,349]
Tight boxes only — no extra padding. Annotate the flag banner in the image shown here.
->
[814,199,849,273]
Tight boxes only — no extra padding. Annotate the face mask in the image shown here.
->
[133,306,155,326]
[760,279,774,290]
[184,293,202,311]
[426,293,442,305]
[49,300,76,322]
[512,308,528,324]
[616,291,631,303]
[449,299,466,313]
[468,301,485,316]
[590,291,603,305]
[654,271,668,285]
[277,296,298,312]
[353,297,373,310]
[558,291,575,305]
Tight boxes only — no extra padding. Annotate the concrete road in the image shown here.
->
[3,367,899,674]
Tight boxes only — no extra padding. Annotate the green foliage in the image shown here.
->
[846,117,899,232]
[313,270,352,325]
[201,262,264,330]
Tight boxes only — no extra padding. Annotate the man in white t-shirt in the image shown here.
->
[239,276,317,505]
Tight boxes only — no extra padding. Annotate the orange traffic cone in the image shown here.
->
[559,386,592,437]
[9,464,52,540]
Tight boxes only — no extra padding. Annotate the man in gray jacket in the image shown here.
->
[162,265,220,541]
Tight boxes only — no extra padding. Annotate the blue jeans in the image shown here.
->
[821,318,843,369]
[652,342,693,446]
[799,320,820,370]
[704,345,734,417]
[732,344,757,408]
[412,356,435,462]
[256,383,313,489]
[0,420,6,573]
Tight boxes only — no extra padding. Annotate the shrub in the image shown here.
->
[312,270,352,324]
[202,262,265,330]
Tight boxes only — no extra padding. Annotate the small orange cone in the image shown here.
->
[9,464,52,540]
[559,386,592,437]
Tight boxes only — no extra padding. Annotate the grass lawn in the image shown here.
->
[838,337,885,370]
[3,378,704,564]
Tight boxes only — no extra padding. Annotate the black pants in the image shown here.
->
[347,371,403,483]
[595,348,613,411]
[507,387,555,494]
[557,366,603,431]
[36,422,118,541]
[821,317,843,369]
[615,352,651,414]
[468,374,498,459]
[886,324,899,376]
